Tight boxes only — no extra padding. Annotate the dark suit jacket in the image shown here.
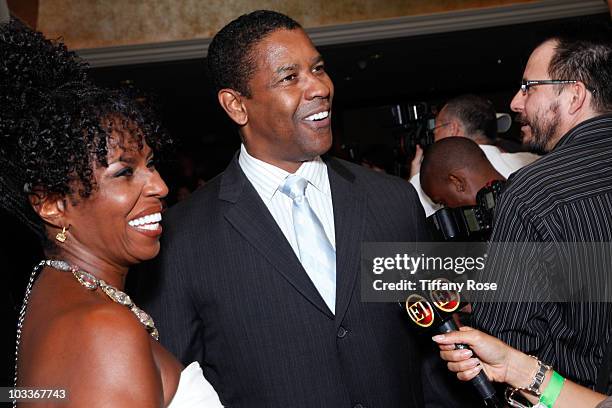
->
[137,155,429,407]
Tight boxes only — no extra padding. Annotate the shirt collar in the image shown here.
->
[553,113,612,151]
[478,144,500,154]
[238,144,329,203]
[295,156,329,195]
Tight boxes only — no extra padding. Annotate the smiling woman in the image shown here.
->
[0,19,223,407]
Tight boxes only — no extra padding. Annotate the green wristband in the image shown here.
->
[539,370,565,407]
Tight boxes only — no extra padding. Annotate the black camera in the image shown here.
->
[427,180,506,241]
[389,102,435,177]
[390,102,434,150]
[340,102,435,178]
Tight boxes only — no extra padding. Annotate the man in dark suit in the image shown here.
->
[140,10,428,407]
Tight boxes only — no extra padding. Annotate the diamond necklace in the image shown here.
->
[46,260,159,341]
[13,260,159,406]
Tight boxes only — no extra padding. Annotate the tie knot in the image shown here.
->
[280,174,308,201]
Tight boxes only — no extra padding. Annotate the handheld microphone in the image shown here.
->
[404,280,502,408]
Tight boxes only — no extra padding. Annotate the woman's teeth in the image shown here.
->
[128,212,162,228]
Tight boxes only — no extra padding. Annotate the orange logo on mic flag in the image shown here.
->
[430,278,460,313]
[405,294,434,328]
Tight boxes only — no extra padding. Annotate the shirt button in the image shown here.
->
[337,326,348,338]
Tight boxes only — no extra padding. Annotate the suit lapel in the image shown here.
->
[326,158,366,325]
[220,156,334,318]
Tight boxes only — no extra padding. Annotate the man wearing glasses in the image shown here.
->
[472,28,612,391]
[514,77,598,154]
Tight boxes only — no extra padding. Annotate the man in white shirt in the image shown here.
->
[410,94,539,216]
[142,10,428,408]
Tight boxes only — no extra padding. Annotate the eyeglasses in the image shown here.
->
[432,122,450,132]
[520,79,577,95]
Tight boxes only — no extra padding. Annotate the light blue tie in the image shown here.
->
[280,175,336,314]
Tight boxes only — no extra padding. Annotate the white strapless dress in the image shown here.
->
[167,362,224,407]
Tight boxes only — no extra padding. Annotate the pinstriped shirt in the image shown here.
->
[473,113,612,389]
[238,144,336,260]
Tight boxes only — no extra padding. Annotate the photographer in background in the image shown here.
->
[410,94,539,216]
[420,138,505,210]
[420,137,507,242]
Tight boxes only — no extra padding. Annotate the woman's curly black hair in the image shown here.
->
[0,19,172,243]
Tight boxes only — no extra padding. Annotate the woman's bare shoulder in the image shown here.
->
[38,301,164,407]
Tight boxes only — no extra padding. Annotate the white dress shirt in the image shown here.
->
[238,144,336,260]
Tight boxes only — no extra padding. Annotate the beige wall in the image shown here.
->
[36,0,536,50]
[7,0,38,28]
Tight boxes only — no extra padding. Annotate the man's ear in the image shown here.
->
[218,89,248,126]
[29,192,67,228]
[448,173,466,193]
[449,118,463,137]
[567,81,589,115]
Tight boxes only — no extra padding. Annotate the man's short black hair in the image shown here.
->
[443,94,498,142]
[546,24,612,113]
[207,10,301,97]
[420,137,491,188]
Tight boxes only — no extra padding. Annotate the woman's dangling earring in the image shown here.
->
[56,226,68,243]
